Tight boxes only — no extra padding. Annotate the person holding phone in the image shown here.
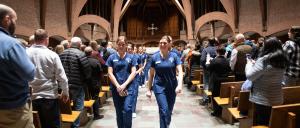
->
[146,35,183,128]
[106,36,137,128]
[246,37,287,125]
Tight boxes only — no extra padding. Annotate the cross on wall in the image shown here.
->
[147,23,158,36]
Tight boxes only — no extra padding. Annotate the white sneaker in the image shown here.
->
[132,113,137,118]
[142,84,146,88]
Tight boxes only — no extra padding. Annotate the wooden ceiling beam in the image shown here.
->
[120,0,133,20]
[172,0,186,19]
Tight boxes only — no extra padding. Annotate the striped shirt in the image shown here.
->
[283,40,300,77]
[246,55,284,106]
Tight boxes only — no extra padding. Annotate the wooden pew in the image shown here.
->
[201,76,236,108]
[231,86,300,128]
[213,81,244,123]
[228,91,251,127]
[99,91,107,106]
[253,103,300,128]
[60,100,81,128]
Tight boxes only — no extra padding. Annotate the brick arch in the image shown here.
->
[266,18,300,36]
[195,12,234,37]
[72,15,111,40]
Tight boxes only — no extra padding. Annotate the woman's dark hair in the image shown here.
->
[208,37,217,46]
[195,43,201,51]
[216,45,226,55]
[260,37,287,69]
[290,26,300,44]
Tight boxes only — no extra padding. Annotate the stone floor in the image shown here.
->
[85,85,238,128]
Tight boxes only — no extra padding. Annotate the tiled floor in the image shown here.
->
[87,86,238,128]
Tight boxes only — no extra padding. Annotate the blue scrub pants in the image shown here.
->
[132,75,140,113]
[111,87,134,128]
[154,89,176,128]
[144,68,149,81]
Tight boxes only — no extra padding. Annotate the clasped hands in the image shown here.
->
[116,84,128,97]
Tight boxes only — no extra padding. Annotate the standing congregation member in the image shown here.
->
[283,26,300,86]
[84,46,104,120]
[146,35,183,128]
[106,36,137,128]
[206,46,231,116]
[230,33,252,81]
[60,37,91,128]
[0,4,35,128]
[27,29,69,128]
[246,37,287,126]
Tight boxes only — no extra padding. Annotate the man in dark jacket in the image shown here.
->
[84,46,104,120]
[206,46,231,116]
[59,37,91,128]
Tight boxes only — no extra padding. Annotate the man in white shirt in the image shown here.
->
[230,33,252,81]
[27,29,69,128]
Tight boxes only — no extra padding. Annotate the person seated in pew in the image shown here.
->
[245,37,288,126]
[206,45,231,116]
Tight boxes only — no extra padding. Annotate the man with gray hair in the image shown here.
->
[60,37,91,128]
[230,33,252,81]
[0,4,35,128]
[60,39,69,49]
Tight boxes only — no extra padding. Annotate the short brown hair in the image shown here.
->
[34,29,48,42]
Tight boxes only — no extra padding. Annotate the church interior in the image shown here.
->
[1,0,300,128]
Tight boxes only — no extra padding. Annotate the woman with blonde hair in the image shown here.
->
[106,36,137,128]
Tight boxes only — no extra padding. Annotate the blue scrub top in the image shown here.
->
[141,53,148,64]
[150,52,182,93]
[106,53,138,86]
[134,54,142,69]
[171,48,181,58]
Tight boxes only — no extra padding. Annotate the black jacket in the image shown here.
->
[206,56,231,96]
[60,48,91,97]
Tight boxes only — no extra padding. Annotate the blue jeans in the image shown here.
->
[111,87,134,128]
[71,88,85,128]
[32,99,60,128]
[154,90,176,128]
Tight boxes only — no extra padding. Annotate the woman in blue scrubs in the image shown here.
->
[127,44,142,118]
[146,35,183,128]
[106,36,137,128]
